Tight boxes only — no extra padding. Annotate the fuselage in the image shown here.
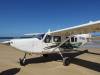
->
[9,33,91,54]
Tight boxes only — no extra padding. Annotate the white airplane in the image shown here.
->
[1,20,100,66]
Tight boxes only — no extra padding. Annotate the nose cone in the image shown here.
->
[1,41,11,46]
[10,38,43,53]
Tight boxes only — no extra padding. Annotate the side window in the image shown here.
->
[75,37,77,42]
[44,35,51,43]
[66,37,70,42]
[53,36,61,42]
[71,37,74,42]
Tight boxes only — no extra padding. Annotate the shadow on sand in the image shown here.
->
[72,58,100,72]
[87,51,100,55]
[25,50,87,64]
[0,68,21,75]
[71,50,100,72]
[24,50,100,72]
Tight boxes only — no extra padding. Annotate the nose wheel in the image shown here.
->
[19,53,27,66]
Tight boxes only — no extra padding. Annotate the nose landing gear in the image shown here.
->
[19,53,27,66]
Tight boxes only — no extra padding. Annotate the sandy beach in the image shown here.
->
[0,40,100,75]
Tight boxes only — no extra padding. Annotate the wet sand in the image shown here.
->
[0,43,100,75]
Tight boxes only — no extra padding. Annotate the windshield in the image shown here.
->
[34,34,45,40]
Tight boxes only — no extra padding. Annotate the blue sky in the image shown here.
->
[0,0,100,36]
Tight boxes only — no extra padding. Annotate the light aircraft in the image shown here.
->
[1,20,100,66]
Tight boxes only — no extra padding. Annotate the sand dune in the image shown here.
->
[0,44,100,75]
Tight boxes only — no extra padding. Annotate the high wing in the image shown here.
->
[49,20,100,36]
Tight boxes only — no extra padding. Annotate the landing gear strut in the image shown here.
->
[19,53,27,66]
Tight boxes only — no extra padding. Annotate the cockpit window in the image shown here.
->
[34,34,45,40]
[53,36,61,42]
[44,35,52,43]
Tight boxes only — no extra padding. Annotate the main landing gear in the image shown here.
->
[19,53,27,66]
[59,51,71,66]
[63,57,71,66]
[61,49,89,66]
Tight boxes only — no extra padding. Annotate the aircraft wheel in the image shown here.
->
[19,58,26,66]
[43,54,48,57]
[63,57,71,66]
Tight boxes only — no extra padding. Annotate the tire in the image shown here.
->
[63,57,71,66]
[19,58,26,66]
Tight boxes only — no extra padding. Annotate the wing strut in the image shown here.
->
[42,29,50,41]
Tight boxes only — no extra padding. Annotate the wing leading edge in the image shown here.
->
[50,20,100,36]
